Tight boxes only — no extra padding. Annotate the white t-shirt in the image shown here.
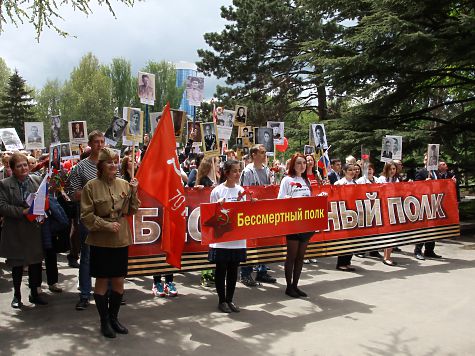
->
[278,176,311,198]
[378,176,399,183]
[356,176,380,184]
[209,183,247,249]
[334,177,356,185]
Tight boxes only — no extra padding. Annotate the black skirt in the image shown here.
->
[90,245,129,278]
[286,231,314,242]
[208,248,247,263]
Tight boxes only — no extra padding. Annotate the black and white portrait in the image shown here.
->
[216,109,235,140]
[186,76,204,107]
[138,71,155,105]
[69,121,88,144]
[236,137,243,149]
[312,123,328,150]
[105,117,128,146]
[234,105,247,126]
[150,112,162,136]
[50,115,61,144]
[267,121,284,145]
[380,137,394,162]
[25,122,45,150]
[386,135,402,160]
[426,144,439,171]
[0,128,23,151]
[304,145,315,155]
[256,127,274,154]
[125,108,143,143]
[201,122,218,153]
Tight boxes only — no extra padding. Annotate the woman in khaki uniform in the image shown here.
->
[81,148,140,338]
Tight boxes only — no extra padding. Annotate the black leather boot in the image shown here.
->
[93,293,116,338]
[109,291,128,334]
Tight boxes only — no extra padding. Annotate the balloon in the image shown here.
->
[275,137,289,152]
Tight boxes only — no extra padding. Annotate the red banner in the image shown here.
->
[200,196,328,244]
[127,180,460,276]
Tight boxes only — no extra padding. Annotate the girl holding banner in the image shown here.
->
[278,153,313,298]
[208,159,247,313]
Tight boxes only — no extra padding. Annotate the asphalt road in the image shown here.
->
[1,234,474,356]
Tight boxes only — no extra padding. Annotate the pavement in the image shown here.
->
[1,233,475,356]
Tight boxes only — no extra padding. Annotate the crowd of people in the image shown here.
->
[0,129,457,338]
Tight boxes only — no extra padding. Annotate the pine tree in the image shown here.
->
[0,69,35,138]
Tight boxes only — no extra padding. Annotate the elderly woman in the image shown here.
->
[80,148,140,338]
[0,152,46,309]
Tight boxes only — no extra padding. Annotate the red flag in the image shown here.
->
[136,103,186,268]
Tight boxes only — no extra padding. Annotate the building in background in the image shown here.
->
[175,61,197,118]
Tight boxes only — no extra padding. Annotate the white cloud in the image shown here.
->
[0,0,232,97]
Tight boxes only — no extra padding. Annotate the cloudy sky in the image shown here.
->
[0,0,232,97]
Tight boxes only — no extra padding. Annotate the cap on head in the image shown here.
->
[98,147,118,162]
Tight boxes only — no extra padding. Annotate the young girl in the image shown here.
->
[208,160,247,313]
[278,153,313,298]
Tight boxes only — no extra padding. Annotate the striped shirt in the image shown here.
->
[66,158,98,198]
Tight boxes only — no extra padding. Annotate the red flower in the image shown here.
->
[53,168,59,174]
[237,189,253,201]
[270,167,280,173]
[361,154,369,160]
[290,182,302,188]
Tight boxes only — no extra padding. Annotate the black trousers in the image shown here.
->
[44,248,59,286]
[12,263,42,297]
[414,241,435,255]
[337,254,353,267]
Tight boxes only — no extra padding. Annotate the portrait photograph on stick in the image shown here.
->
[385,135,403,160]
[49,143,61,171]
[234,105,247,126]
[60,142,72,160]
[171,109,187,140]
[137,71,155,105]
[311,123,328,150]
[200,122,219,156]
[0,128,23,151]
[216,109,235,140]
[256,127,274,155]
[187,120,202,143]
[125,107,143,143]
[304,145,315,155]
[24,122,45,150]
[104,116,128,146]
[150,112,162,136]
[426,144,440,171]
[380,137,394,162]
[50,115,61,144]
[68,121,88,144]
[267,121,284,145]
[186,76,204,106]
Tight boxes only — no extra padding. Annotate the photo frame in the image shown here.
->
[24,122,45,150]
[267,121,284,145]
[138,71,155,105]
[234,105,247,127]
[125,107,143,144]
[200,122,219,157]
[68,121,88,144]
[426,144,440,171]
[311,123,328,150]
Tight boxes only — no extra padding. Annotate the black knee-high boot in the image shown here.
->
[109,291,128,334]
[93,293,116,338]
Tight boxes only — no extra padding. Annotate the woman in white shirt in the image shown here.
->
[334,163,357,271]
[379,161,399,266]
[278,153,313,298]
[208,160,247,313]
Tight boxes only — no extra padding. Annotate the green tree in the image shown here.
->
[0,0,137,39]
[0,57,11,97]
[0,69,35,138]
[197,0,334,119]
[62,53,113,133]
[104,57,135,115]
[34,79,64,143]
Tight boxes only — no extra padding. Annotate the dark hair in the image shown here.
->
[353,163,362,178]
[331,158,341,165]
[219,159,240,183]
[288,153,311,191]
[249,144,264,161]
[382,161,397,178]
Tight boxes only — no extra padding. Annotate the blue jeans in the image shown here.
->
[79,223,91,300]
[240,265,268,278]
